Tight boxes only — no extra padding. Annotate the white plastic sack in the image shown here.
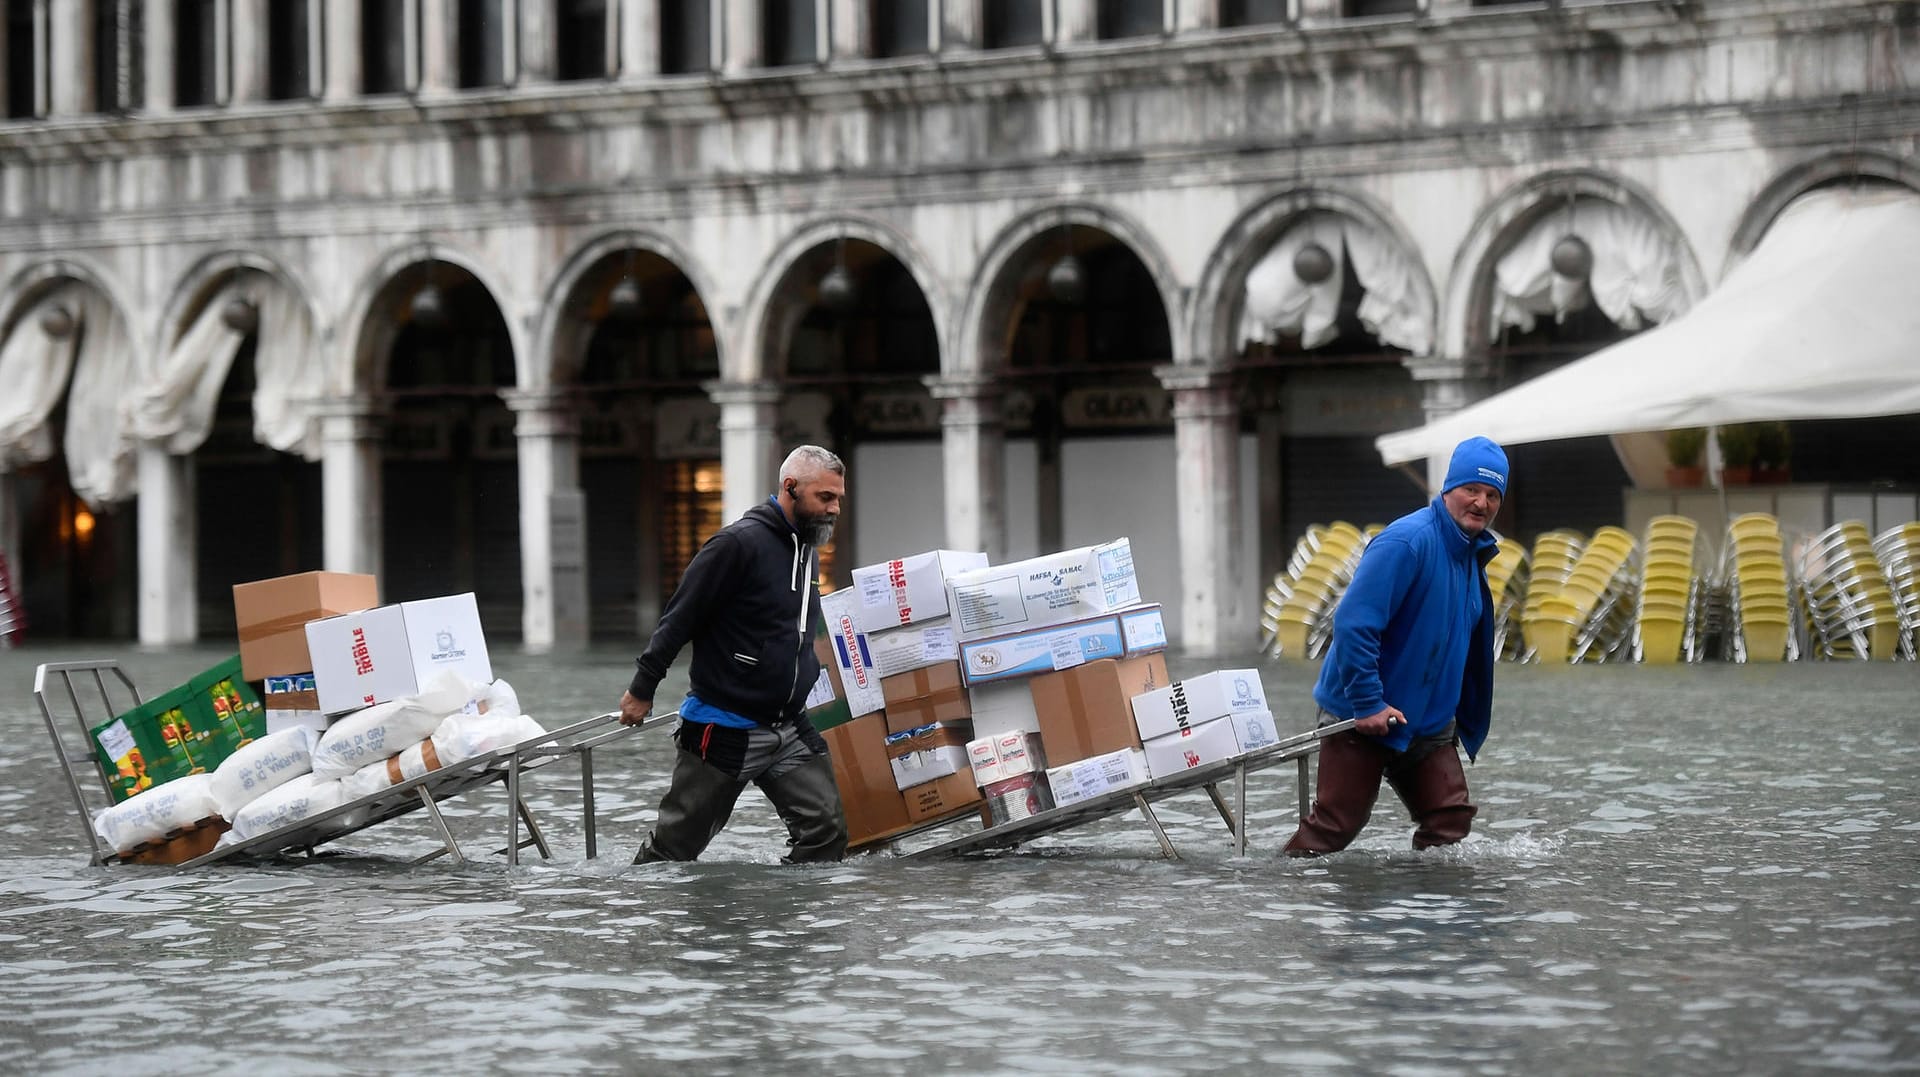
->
[92,773,221,855]
[224,773,348,843]
[430,712,546,767]
[462,678,521,719]
[309,671,474,780]
[339,738,446,801]
[208,726,319,820]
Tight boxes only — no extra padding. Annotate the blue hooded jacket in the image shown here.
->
[1311,497,1499,760]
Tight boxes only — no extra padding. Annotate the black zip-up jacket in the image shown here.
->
[629,500,825,733]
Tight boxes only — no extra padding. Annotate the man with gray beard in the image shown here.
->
[618,445,849,863]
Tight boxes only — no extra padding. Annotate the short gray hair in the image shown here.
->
[779,445,844,485]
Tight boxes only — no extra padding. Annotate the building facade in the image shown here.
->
[1,0,1914,654]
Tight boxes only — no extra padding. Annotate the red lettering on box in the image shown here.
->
[839,615,869,689]
[350,626,374,676]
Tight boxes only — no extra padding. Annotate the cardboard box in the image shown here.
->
[945,539,1140,641]
[819,589,887,719]
[863,618,960,679]
[264,677,326,737]
[1046,748,1151,808]
[901,769,983,823]
[822,713,913,848]
[958,604,1166,686]
[968,679,1041,740]
[1142,717,1241,780]
[884,722,975,789]
[265,708,328,736]
[982,771,1055,827]
[1131,668,1268,742]
[849,550,988,633]
[879,661,970,734]
[305,593,493,714]
[232,572,379,682]
[1029,653,1168,765]
[89,655,267,802]
[1231,709,1282,755]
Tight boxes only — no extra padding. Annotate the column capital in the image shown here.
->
[923,373,1003,401]
[1155,364,1238,421]
[500,388,580,438]
[1153,363,1235,394]
[702,379,783,408]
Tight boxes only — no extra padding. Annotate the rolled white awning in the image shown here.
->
[1377,186,1920,466]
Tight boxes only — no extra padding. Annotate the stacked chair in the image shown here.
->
[1636,515,1704,664]
[0,553,21,648]
[1519,530,1585,662]
[1872,523,1920,660]
[1720,513,1794,662]
[1526,526,1641,663]
[1485,537,1531,661]
[1797,521,1901,660]
[1268,522,1370,660]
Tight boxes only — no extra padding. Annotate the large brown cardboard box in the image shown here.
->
[1029,653,1169,765]
[901,769,983,824]
[880,661,970,734]
[232,572,379,682]
[822,713,913,849]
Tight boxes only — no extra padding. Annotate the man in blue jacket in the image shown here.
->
[617,445,849,864]
[1286,436,1507,856]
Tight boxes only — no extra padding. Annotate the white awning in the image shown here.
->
[1376,186,1920,466]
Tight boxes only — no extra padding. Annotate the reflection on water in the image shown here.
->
[0,644,1914,1074]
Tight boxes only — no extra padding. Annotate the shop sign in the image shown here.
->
[856,389,939,435]
[1281,371,1423,436]
[1059,386,1173,430]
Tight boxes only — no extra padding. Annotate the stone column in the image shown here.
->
[940,0,979,50]
[230,0,268,103]
[1407,357,1490,495]
[926,374,1007,561]
[323,0,363,101]
[143,0,175,113]
[829,0,865,60]
[1296,0,1342,25]
[517,0,555,83]
[137,446,198,645]
[418,0,454,93]
[1054,0,1097,44]
[616,0,660,78]
[705,380,781,525]
[49,0,95,115]
[317,397,385,579]
[1157,364,1245,657]
[1175,0,1220,33]
[503,389,588,652]
[1426,0,1473,16]
[723,0,764,72]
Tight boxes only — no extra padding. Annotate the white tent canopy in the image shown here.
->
[1377,186,1920,467]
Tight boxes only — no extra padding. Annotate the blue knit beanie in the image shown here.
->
[1442,436,1509,496]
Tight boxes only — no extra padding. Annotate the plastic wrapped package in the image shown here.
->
[92,773,221,854]
[430,712,546,766]
[208,726,319,820]
[309,670,474,780]
[462,678,520,719]
[221,774,348,844]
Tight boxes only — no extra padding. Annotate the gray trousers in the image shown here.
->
[634,723,848,864]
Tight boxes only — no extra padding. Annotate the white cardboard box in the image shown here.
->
[1230,709,1282,755]
[968,679,1041,740]
[864,617,959,679]
[1130,668,1268,742]
[1142,718,1240,780]
[305,593,493,714]
[850,550,989,633]
[956,604,1166,686]
[1046,747,1151,807]
[890,745,970,790]
[944,539,1141,641]
[820,589,887,719]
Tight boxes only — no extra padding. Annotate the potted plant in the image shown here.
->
[1665,427,1706,488]
[1753,421,1792,483]
[1717,424,1758,485]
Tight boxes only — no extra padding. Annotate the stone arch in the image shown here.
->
[340,239,527,395]
[1188,185,1439,362]
[957,201,1189,377]
[0,255,140,362]
[534,228,725,389]
[735,214,951,384]
[1728,149,1920,264]
[152,248,321,359]
[1440,169,1709,359]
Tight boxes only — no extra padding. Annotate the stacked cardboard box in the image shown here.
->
[1130,669,1280,780]
[233,571,382,734]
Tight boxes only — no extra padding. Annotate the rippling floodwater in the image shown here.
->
[1,642,1915,1075]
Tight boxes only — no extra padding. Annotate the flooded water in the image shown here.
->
[1,642,1915,1074]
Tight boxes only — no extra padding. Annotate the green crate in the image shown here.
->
[90,655,266,803]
